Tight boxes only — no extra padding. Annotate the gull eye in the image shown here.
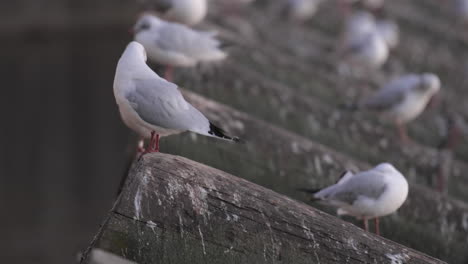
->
[135,22,150,33]
[140,22,150,31]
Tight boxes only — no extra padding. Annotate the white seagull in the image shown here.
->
[375,19,399,50]
[133,13,227,81]
[148,0,207,26]
[113,42,239,153]
[454,0,468,23]
[285,0,322,22]
[339,11,389,74]
[354,73,441,142]
[299,163,408,235]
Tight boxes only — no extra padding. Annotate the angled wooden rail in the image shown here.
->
[81,153,445,264]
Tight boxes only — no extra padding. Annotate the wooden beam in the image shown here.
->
[82,153,445,264]
[158,90,468,263]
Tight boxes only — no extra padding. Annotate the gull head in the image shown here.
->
[122,41,147,63]
[419,73,441,95]
[134,13,163,34]
[373,163,397,174]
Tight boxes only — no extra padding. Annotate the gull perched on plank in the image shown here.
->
[113,42,239,153]
[146,0,207,25]
[351,73,441,142]
[375,19,399,50]
[339,11,389,75]
[299,163,408,235]
[284,0,323,22]
[133,13,227,81]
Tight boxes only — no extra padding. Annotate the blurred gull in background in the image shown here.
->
[284,0,323,22]
[338,11,399,76]
[113,42,239,153]
[144,0,207,25]
[375,19,399,50]
[350,73,441,142]
[299,163,408,235]
[339,29,389,76]
[454,0,468,23]
[133,13,227,81]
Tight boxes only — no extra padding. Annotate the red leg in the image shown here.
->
[138,131,159,159]
[375,218,380,236]
[164,65,174,81]
[396,120,410,143]
[363,217,369,232]
[152,134,160,152]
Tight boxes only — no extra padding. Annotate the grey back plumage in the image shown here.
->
[361,74,421,111]
[126,78,209,132]
[155,23,222,57]
[317,170,388,205]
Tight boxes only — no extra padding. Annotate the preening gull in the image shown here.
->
[354,73,441,142]
[285,0,322,22]
[375,19,399,50]
[113,42,239,153]
[148,0,207,26]
[133,13,227,81]
[339,11,389,74]
[299,163,408,235]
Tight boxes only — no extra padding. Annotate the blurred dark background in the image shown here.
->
[0,1,141,263]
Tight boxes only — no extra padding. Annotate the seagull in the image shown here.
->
[147,0,207,26]
[133,13,227,81]
[352,73,441,142]
[285,0,322,22]
[454,0,468,23]
[299,163,408,235]
[339,11,389,74]
[340,30,389,75]
[375,19,399,50]
[113,41,239,154]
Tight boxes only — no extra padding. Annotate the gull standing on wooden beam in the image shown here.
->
[349,73,441,142]
[339,11,389,76]
[285,0,323,22]
[113,42,239,154]
[133,13,227,81]
[299,163,408,235]
[144,0,207,26]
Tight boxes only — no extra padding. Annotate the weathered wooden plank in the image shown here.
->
[175,63,468,203]
[154,90,468,263]
[83,153,445,264]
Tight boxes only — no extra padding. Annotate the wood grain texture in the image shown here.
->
[166,90,468,263]
[83,153,445,264]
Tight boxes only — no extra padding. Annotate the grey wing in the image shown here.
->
[344,39,367,56]
[361,85,406,111]
[126,79,209,131]
[156,24,221,55]
[331,172,388,205]
[362,75,419,111]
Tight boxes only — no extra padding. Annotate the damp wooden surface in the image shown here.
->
[81,153,446,264]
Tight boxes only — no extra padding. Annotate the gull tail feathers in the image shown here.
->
[207,122,243,143]
[296,188,323,201]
